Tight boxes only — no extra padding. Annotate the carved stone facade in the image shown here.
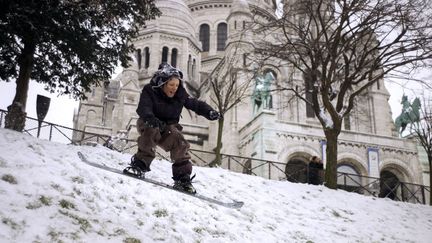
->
[73,0,429,200]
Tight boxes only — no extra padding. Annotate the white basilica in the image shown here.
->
[72,0,429,202]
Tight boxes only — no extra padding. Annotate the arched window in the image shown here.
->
[187,55,192,79]
[344,114,351,130]
[304,72,315,118]
[217,23,227,51]
[171,48,178,68]
[264,70,275,109]
[337,164,361,193]
[144,47,150,69]
[161,46,169,63]
[192,59,196,80]
[199,24,210,52]
[264,69,277,80]
[136,49,142,70]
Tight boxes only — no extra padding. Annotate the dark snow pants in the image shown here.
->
[134,118,192,179]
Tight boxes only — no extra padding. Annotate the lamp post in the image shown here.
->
[36,95,50,138]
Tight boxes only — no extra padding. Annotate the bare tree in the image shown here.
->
[205,40,258,167]
[252,0,432,188]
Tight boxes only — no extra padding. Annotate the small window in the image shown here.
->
[136,49,142,70]
[171,48,178,68]
[304,73,315,118]
[162,47,169,63]
[217,23,227,51]
[192,59,196,80]
[187,55,192,78]
[344,114,351,130]
[199,24,210,52]
[144,47,150,68]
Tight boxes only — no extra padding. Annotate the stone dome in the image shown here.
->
[232,0,249,9]
[152,0,196,39]
[230,0,251,15]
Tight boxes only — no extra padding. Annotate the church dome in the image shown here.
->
[148,0,196,40]
[231,0,250,14]
[231,0,249,11]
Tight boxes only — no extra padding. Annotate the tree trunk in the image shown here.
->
[324,130,339,189]
[209,118,224,167]
[4,39,36,131]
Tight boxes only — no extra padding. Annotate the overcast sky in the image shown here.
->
[0,81,79,128]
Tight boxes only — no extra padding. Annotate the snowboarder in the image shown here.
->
[123,63,221,194]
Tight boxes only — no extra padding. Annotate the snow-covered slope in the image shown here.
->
[0,128,431,243]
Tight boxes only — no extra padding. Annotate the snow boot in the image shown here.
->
[123,156,150,178]
[173,174,196,194]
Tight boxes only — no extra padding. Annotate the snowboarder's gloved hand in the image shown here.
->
[208,110,222,120]
[158,120,167,133]
[143,117,166,132]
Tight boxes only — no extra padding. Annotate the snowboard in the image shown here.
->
[77,152,244,209]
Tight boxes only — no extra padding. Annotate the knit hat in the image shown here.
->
[150,63,183,88]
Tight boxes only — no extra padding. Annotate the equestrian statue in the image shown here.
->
[394,95,421,135]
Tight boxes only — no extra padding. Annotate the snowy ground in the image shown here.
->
[0,128,431,243]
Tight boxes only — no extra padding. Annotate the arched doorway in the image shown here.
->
[337,164,362,193]
[285,159,308,183]
[379,170,402,200]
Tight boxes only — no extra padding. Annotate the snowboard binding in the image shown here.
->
[173,174,196,194]
[123,166,145,178]
[123,156,150,178]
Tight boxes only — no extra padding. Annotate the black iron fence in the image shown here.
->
[0,109,112,145]
[187,148,430,205]
[0,108,429,205]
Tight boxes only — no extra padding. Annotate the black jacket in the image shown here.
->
[308,161,323,177]
[136,82,213,124]
[308,161,323,185]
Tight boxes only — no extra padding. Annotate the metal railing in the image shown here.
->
[0,109,112,145]
[187,143,430,205]
[336,172,430,204]
[0,108,429,205]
